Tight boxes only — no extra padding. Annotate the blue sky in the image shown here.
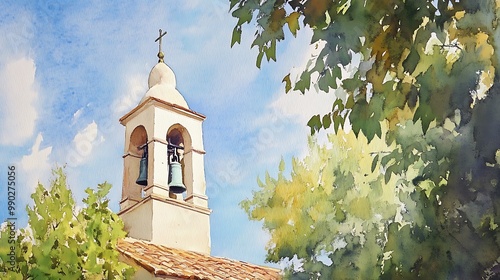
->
[0,0,337,267]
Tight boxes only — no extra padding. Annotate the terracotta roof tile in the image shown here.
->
[117,238,281,279]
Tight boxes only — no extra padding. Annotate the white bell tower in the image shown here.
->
[118,30,210,254]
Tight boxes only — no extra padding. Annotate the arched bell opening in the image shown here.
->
[129,125,148,157]
[124,125,148,202]
[167,125,192,199]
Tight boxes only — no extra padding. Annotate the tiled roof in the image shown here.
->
[117,238,281,279]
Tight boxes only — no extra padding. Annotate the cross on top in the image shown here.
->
[155,29,167,62]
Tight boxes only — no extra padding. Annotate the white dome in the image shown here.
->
[140,62,188,108]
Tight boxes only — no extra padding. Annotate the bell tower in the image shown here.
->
[118,30,210,254]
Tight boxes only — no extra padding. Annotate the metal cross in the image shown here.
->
[155,29,167,54]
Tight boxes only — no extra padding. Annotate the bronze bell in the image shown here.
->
[136,145,148,186]
[168,154,186,193]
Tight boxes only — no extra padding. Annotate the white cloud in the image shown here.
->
[270,40,340,125]
[272,91,338,126]
[0,8,34,63]
[206,30,332,190]
[112,74,148,116]
[66,121,102,166]
[268,88,344,159]
[268,35,362,127]
[74,122,98,147]
[254,35,363,159]
[20,133,52,196]
[246,40,339,163]
[0,57,38,145]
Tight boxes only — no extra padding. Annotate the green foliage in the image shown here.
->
[232,1,500,278]
[230,0,496,136]
[242,130,399,278]
[0,168,134,279]
[243,126,500,278]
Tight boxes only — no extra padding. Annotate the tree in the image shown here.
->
[232,0,500,278]
[230,0,495,138]
[242,128,399,278]
[243,123,500,278]
[0,168,134,279]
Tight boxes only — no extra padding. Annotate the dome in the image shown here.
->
[140,62,189,108]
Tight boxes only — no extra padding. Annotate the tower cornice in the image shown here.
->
[119,96,206,126]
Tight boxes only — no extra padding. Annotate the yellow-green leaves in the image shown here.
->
[282,73,292,92]
[279,157,285,172]
[242,128,409,277]
[348,197,372,220]
[286,12,300,36]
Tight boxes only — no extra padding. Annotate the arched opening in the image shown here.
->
[167,125,192,199]
[129,125,148,157]
[123,125,148,203]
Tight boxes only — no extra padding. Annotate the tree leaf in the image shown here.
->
[294,70,311,93]
[322,113,332,129]
[307,114,322,135]
[286,12,301,36]
[413,103,434,133]
[279,157,285,172]
[371,154,379,173]
[232,6,253,25]
[256,51,264,68]
[265,39,277,62]
[282,73,292,93]
[349,98,382,142]
[342,77,364,92]
[231,26,242,47]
